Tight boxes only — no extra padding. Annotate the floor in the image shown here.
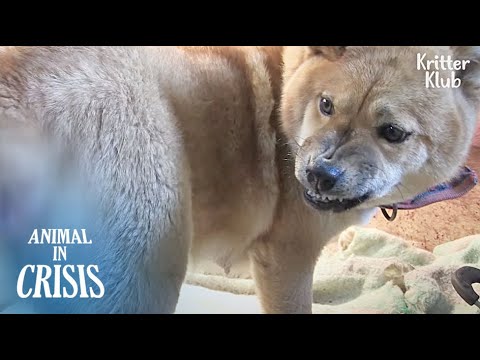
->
[368,124,480,251]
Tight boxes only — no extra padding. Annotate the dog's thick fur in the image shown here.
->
[1,46,479,313]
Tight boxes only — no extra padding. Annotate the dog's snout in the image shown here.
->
[306,161,343,192]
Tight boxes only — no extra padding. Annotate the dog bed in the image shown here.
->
[176,226,480,314]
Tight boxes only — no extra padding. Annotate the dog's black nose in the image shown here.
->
[306,161,342,192]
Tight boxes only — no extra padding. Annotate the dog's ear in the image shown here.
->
[282,46,347,84]
[451,46,480,104]
[308,46,347,61]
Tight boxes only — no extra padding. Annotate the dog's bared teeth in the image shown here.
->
[307,190,324,201]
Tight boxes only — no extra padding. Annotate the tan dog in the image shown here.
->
[0,46,479,313]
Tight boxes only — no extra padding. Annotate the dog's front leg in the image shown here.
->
[249,213,325,314]
[250,237,317,314]
[248,198,369,314]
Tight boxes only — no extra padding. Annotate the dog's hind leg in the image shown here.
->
[84,104,192,314]
[0,47,192,314]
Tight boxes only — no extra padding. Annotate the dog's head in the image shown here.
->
[281,46,480,212]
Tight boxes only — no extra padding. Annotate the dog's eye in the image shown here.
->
[378,124,410,143]
[319,97,334,116]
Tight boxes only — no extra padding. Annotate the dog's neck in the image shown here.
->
[256,46,284,103]
[258,47,301,196]
[249,46,313,202]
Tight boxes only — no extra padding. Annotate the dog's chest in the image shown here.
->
[189,184,278,273]
[186,110,280,269]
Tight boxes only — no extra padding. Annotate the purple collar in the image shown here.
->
[380,166,478,221]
